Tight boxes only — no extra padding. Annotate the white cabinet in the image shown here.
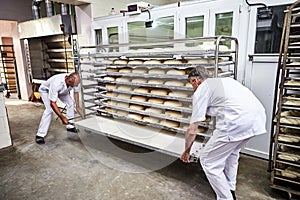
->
[0,90,11,149]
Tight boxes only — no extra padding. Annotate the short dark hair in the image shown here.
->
[188,66,209,80]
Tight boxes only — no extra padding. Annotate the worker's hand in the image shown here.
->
[60,115,69,125]
[180,151,190,163]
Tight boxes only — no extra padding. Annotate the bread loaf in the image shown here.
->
[145,107,163,114]
[134,87,150,93]
[161,120,180,128]
[117,94,131,99]
[128,113,143,120]
[168,91,189,98]
[143,116,160,123]
[143,60,162,64]
[104,76,116,81]
[119,68,132,73]
[113,59,128,64]
[129,104,145,110]
[128,60,144,64]
[106,84,116,89]
[116,77,131,82]
[148,98,164,104]
[131,95,148,102]
[165,110,183,118]
[163,100,183,107]
[165,80,185,86]
[187,59,208,64]
[117,85,132,91]
[148,68,165,74]
[150,89,169,95]
[163,59,183,64]
[132,68,148,74]
[106,68,118,72]
[148,79,165,84]
[132,78,147,83]
[166,69,186,75]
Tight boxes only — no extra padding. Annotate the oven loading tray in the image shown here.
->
[75,116,205,158]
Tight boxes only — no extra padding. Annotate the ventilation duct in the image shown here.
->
[32,0,42,19]
[45,0,53,17]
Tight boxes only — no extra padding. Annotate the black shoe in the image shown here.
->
[67,127,78,133]
[231,190,236,200]
[35,136,45,144]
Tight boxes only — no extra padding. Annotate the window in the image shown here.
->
[185,16,204,38]
[215,12,233,48]
[107,27,118,44]
[95,29,102,45]
[128,16,174,48]
[185,16,204,46]
[255,5,288,53]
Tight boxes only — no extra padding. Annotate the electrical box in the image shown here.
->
[127,2,151,15]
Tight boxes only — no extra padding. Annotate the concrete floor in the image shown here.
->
[0,98,297,200]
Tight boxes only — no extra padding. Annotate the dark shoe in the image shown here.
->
[35,136,45,144]
[231,190,236,200]
[67,127,78,133]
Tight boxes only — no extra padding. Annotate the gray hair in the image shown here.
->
[188,66,209,80]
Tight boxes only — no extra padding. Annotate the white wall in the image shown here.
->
[81,0,191,18]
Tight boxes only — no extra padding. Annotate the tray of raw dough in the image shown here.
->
[284,79,300,88]
[96,107,212,137]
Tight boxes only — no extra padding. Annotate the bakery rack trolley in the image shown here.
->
[76,36,238,160]
[270,0,300,198]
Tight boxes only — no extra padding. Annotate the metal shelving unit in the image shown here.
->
[270,1,300,198]
[77,36,238,159]
[0,45,20,98]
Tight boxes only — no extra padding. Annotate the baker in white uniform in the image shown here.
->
[35,72,84,144]
[180,66,266,200]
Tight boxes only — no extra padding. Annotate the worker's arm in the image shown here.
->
[180,122,199,163]
[50,100,68,125]
[74,91,84,118]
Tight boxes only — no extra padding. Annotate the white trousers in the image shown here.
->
[36,92,75,137]
[199,134,251,200]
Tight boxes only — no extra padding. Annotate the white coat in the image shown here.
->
[36,74,79,137]
[190,77,266,200]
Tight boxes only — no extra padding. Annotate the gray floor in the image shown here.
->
[0,98,296,200]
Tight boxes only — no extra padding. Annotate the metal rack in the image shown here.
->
[77,36,238,158]
[0,45,20,98]
[270,1,300,198]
